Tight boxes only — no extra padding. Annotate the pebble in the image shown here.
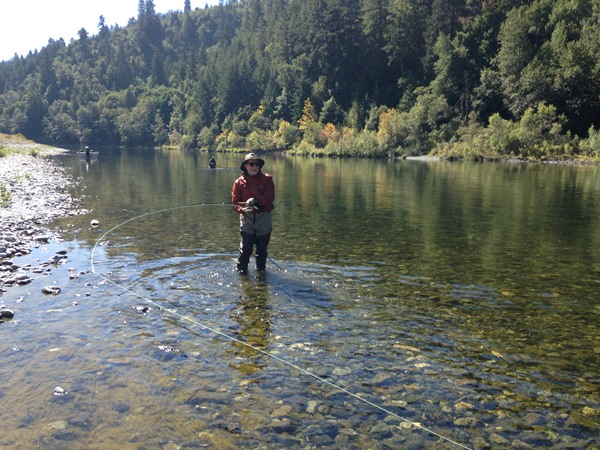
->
[306,400,319,414]
[0,153,84,294]
[52,386,67,396]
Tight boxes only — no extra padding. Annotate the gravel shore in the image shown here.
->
[0,143,83,295]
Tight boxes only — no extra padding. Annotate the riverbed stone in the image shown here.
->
[43,420,68,431]
[306,400,319,414]
[454,417,479,427]
[0,152,83,296]
[42,286,61,295]
[271,404,292,417]
[368,422,393,437]
[268,417,296,434]
[489,432,510,445]
[0,309,14,320]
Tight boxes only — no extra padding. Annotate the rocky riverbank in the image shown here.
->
[0,137,85,300]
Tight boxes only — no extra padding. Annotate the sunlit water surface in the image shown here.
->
[1,149,599,449]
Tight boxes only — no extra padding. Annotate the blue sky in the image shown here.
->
[1,0,221,62]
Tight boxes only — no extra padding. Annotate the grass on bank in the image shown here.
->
[0,182,9,207]
[0,134,69,208]
[0,133,63,157]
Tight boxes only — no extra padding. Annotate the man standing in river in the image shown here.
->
[231,153,275,275]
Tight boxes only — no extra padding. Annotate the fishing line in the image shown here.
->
[90,203,472,450]
[267,256,283,270]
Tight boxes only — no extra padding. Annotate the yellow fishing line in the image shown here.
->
[90,203,472,450]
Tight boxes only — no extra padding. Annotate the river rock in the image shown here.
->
[272,405,292,417]
[368,422,393,437]
[52,386,67,396]
[269,417,295,434]
[454,417,479,427]
[43,420,68,431]
[0,309,15,320]
[306,400,319,414]
[49,254,67,264]
[42,286,61,295]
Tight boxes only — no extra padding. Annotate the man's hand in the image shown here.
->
[245,197,258,211]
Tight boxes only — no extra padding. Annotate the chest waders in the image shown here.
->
[237,210,272,273]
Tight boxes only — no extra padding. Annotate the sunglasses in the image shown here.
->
[246,162,260,167]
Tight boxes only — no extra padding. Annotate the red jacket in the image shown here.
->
[232,171,275,214]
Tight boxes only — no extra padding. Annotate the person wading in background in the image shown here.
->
[231,153,275,275]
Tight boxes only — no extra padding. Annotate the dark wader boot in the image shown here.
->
[237,231,254,273]
[254,232,271,271]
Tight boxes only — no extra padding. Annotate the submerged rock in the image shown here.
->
[0,309,14,320]
[133,305,152,314]
[52,386,67,396]
[42,286,61,295]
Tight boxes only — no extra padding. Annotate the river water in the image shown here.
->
[1,149,599,449]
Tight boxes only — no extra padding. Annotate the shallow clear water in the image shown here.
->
[1,149,599,449]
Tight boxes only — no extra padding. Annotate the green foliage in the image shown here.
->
[319,96,344,125]
[486,113,520,156]
[196,126,219,151]
[215,129,245,152]
[514,103,570,158]
[376,89,457,156]
[0,182,10,207]
[287,139,317,157]
[345,99,367,132]
[0,0,598,162]
[303,122,326,148]
[247,130,278,153]
[273,120,300,150]
[248,103,272,132]
[435,103,578,160]
[325,128,381,157]
[495,0,600,134]
[580,126,600,158]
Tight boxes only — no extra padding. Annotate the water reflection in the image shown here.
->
[228,277,272,375]
[2,150,597,448]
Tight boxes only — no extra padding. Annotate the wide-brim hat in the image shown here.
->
[240,152,265,171]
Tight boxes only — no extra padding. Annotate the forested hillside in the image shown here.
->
[1,0,599,160]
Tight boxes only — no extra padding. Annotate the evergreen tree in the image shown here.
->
[0,0,598,154]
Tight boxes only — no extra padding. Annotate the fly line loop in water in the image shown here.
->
[90,203,472,450]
